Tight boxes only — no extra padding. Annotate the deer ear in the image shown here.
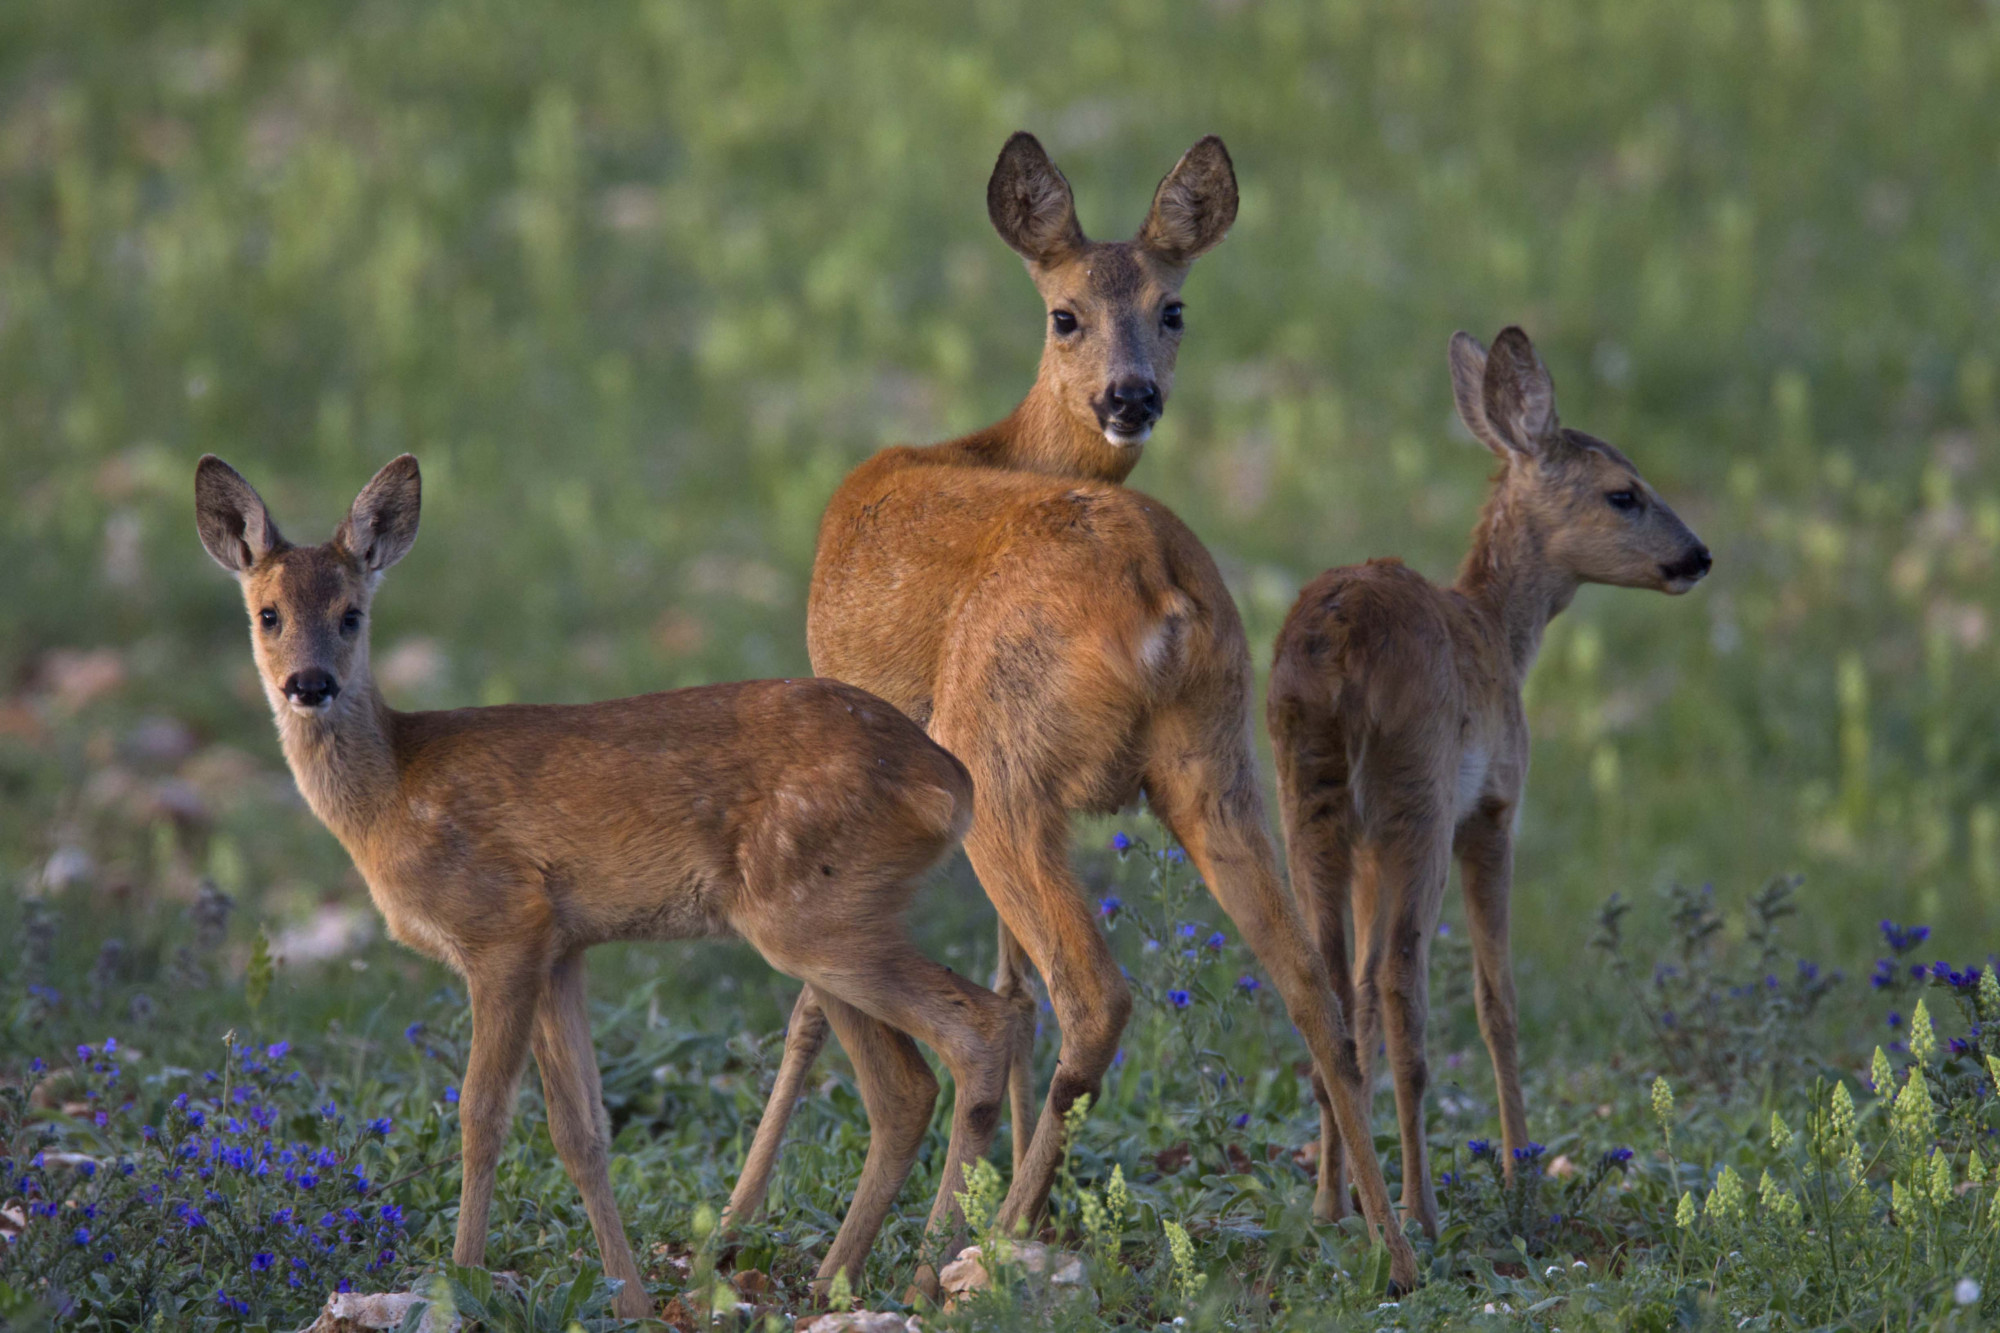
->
[1480,326,1559,455]
[337,454,422,573]
[195,456,285,573]
[1448,333,1510,458]
[987,132,1084,265]
[1137,135,1238,265]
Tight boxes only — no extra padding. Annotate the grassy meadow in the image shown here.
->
[2,1,1998,1327]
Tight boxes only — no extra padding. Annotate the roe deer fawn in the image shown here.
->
[194,454,1016,1315]
[1267,327,1711,1236]
[723,131,1421,1290]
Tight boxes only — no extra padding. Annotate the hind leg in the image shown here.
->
[1274,746,1362,1223]
[952,805,1132,1240]
[1362,819,1450,1236]
[1145,723,1419,1291]
[991,924,1039,1178]
[806,994,939,1295]
[734,907,1012,1298]
[722,985,831,1233]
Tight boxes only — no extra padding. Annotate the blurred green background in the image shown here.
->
[4,0,1998,1005]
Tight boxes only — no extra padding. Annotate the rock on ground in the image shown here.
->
[938,1242,1088,1311]
[798,1313,923,1332]
[295,1291,460,1333]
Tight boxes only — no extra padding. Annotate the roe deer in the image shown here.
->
[1267,327,1711,1236]
[723,131,1421,1291]
[194,454,1015,1316]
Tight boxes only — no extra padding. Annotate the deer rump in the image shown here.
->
[810,464,1219,813]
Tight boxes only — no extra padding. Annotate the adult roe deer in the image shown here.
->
[194,454,1016,1316]
[724,131,1422,1291]
[1267,327,1711,1236]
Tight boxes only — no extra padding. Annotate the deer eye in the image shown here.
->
[340,608,362,634]
[1050,310,1078,336]
[258,608,280,632]
[1162,302,1184,331]
[1606,490,1640,512]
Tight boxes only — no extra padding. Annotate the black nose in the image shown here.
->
[1108,378,1159,416]
[284,669,340,707]
[1664,546,1712,583]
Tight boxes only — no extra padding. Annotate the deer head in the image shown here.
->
[988,132,1237,450]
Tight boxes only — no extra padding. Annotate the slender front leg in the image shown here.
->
[723,985,831,1232]
[1456,804,1529,1173]
[455,959,545,1270]
[532,948,651,1319]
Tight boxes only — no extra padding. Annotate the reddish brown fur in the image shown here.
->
[1267,328,1710,1235]
[195,455,1015,1316]
[726,133,1422,1292]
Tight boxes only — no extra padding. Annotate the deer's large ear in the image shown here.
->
[1449,333,1510,458]
[337,454,422,574]
[987,131,1084,266]
[1138,135,1238,265]
[195,456,286,573]
[1479,326,1559,456]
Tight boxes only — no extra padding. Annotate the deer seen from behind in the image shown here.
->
[1267,326,1712,1237]
[194,454,1016,1316]
[723,131,1422,1291]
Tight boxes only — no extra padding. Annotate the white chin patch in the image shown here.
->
[1103,425,1152,447]
[287,699,335,718]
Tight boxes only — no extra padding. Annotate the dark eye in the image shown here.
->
[1606,490,1640,512]
[340,608,362,634]
[1162,302,1184,331]
[258,608,279,632]
[1050,310,1078,336]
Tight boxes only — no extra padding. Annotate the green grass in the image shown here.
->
[3,1,1999,1327]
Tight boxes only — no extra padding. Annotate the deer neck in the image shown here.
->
[945,374,1140,483]
[1455,487,1578,684]
[271,670,402,846]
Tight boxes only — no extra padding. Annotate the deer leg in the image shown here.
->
[722,985,831,1232]
[1145,734,1420,1293]
[957,810,1130,1240]
[1274,747,1362,1223]
[1348,844,1386,1167]
[1456,805,1529,1176]
[454,953,546,1271]
[531,947,650,1319]
[1368,826,1450,1237]
[991,923,1039,1179]
[805,993,938,1299]
[734,906,1012,1302]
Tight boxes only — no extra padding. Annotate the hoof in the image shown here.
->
[902,1261,941,1308]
